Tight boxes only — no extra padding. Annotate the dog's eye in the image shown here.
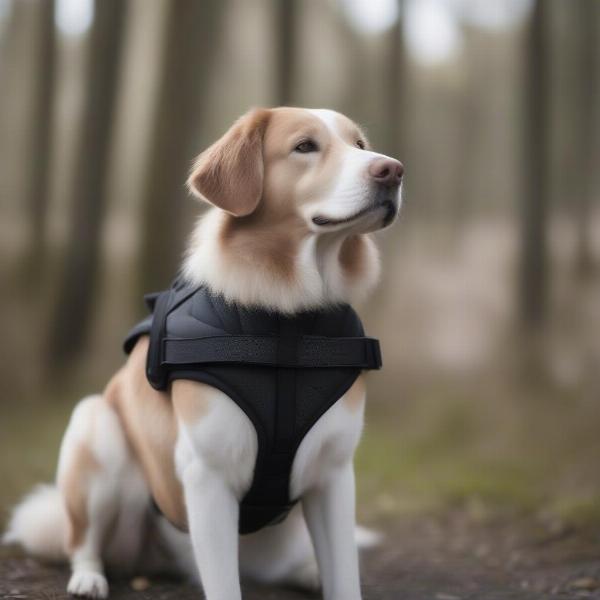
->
[294,140,319,153]
[356,140,365,150]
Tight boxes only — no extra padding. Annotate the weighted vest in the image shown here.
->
[124,280,382,534]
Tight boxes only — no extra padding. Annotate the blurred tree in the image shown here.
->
[23,0,55,275]
[519,0,549,328]
[338,11,369,126]
[370,0,407,308]
[0,1,39,233]
[574,0,598,278]
[138,0,226,298]
[275,0,297,105]
[451,27,480,230]
[48,0,126,368]
[383,0,405,159]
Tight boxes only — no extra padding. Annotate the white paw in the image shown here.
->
[286,559,321,592]
[67,571,109,599]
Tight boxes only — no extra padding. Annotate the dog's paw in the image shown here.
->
[67,571,109,599]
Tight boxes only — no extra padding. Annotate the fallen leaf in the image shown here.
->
[130,576,151,591]
[570,577,600,591]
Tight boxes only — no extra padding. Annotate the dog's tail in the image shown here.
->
[3,484,67,562]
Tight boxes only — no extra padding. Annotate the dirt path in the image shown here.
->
[2,512,600,599]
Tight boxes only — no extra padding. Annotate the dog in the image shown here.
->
[4,107,403,600]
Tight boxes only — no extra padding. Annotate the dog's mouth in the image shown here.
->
[312,200,396,228]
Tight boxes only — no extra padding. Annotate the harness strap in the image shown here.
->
[237,316,300,534]
[145,284,201,389]
[161,335,382,370]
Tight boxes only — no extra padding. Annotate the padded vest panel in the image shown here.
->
[124,282,381,534]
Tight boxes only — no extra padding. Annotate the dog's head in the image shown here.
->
[187,107,403,235]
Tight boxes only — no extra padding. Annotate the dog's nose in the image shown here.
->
[368,158,404,187]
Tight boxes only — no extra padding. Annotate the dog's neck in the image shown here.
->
[182,209,380,313]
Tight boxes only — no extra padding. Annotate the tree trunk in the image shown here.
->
[47,0,127,368]
[574,0,598,278]
[275,0,297,106]
[383,0,405,159]
[450,29,480,232]
[137,0,226,298]
[24,0,56,275]
[519,0,549,328]
[338,12,369,124]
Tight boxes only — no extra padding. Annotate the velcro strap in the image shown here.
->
[162,335,382,370]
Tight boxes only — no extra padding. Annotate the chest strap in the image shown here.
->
[161,335,382,370]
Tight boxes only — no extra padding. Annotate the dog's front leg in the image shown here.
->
[182,461,242,600]
[303,462,362,600]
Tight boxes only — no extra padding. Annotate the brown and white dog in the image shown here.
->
[4,107,403,600]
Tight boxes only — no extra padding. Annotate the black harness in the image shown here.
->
[124,280,382,534]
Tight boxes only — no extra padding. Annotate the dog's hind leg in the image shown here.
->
[57,394,140,599]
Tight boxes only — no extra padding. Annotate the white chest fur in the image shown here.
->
[173,378,365,504]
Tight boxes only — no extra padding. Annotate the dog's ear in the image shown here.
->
[187,108,271,217]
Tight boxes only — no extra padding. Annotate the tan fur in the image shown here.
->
[333,112,371,150]
[188,108,271,216]
[106,338,187,531]
[218,210,306,283]
[172,380,214,424]
[60,442,100,551]
[343,374,366,413]
[339,235,368,279]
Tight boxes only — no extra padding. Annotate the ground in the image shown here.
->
[3,512,600,600]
